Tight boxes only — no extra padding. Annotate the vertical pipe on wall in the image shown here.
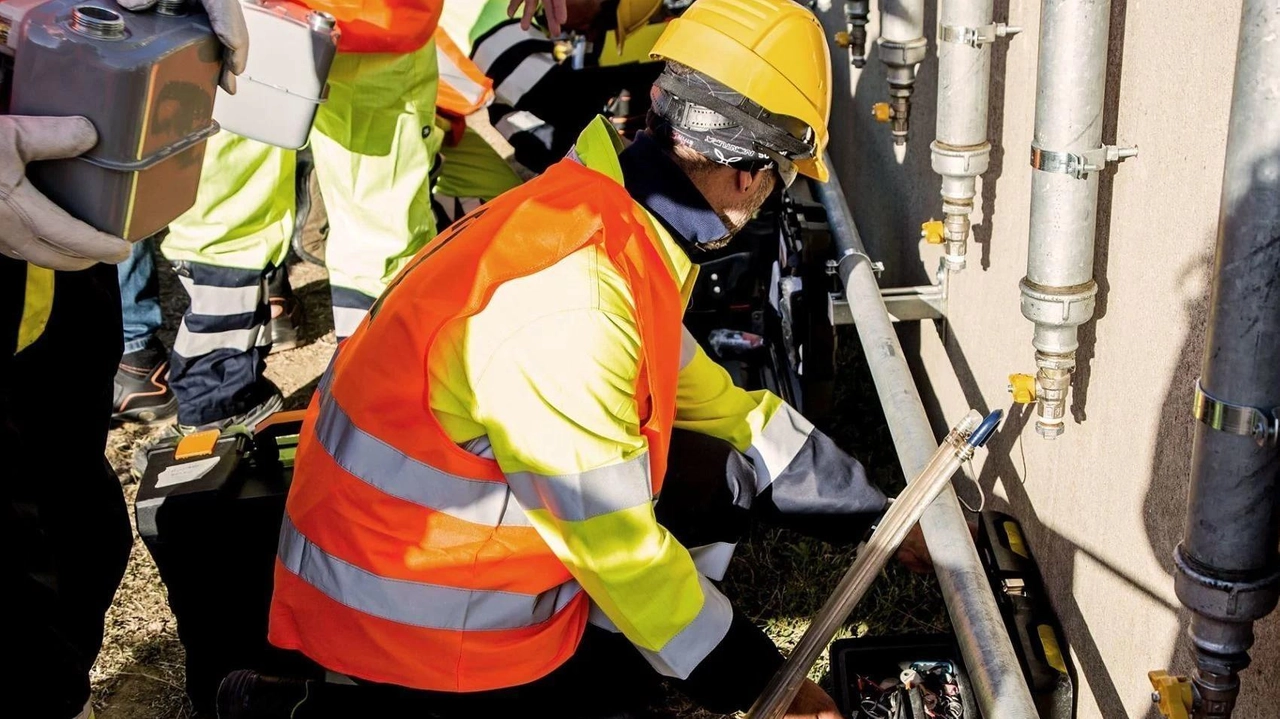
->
[931,0,1019,271]
[1174,1,1280,716]
[1020,0,1133,438]
[813,169,1039,719]
[876,0,927,145]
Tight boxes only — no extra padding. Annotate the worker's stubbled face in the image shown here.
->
[716,168,777,239]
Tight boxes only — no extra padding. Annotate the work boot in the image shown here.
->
[267,267,303,354]
[112,339,178,426]
[130,387,284,479]
[217,670,312,719]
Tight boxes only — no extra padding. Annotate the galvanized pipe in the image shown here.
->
[813,165,1039,719]
[876,0,927,144]
[931,0,1019,271]
[1020,0,1127,438]
[1174,1,1280,716]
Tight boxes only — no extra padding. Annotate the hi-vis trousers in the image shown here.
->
[163,42,442,426]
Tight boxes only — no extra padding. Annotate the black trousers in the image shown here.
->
[280,430,871,718]
[1,260,133,718]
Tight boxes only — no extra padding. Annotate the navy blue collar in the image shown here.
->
[619,131,729,247]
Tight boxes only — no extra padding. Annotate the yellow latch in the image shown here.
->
[1149,670,1193,719]
[921,219,945,245]
[1009,373,1037,405]
[175,429,221,460]
[834,30,852,48]
[871,102,893,124]
[552,40,572,63]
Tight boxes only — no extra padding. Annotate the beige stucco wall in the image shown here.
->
[818,0,1279,717]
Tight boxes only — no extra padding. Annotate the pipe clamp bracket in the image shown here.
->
[1192,380,1280,447]
[939,23,1022,48]
[1030,143,1138,179]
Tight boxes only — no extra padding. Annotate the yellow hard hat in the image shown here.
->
[649,0,832,181]
[615,0,664,49]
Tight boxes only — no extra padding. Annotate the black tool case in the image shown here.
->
[830,633,979,718]
[134,413,320,713]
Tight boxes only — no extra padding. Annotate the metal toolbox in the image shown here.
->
[212,0,339,149]
[3,0,221,241]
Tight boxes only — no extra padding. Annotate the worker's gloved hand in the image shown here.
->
[118,0,249,93]
[507,0,569,37]
[0,116,131,271]
[784,678,842,719]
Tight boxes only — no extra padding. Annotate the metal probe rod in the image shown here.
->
[749,409,999,719]
[810,161,1039,719]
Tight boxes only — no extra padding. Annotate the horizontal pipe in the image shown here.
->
[814,163,1039,719]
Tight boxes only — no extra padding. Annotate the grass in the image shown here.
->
[94,262,946,717]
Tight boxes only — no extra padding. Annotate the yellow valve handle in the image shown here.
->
[1009,374,1037,405]
[921,219,945,245]
[871,102,893,124]
[834,30,852,48]
[553,41,573,63]
[1148,671,1192,719]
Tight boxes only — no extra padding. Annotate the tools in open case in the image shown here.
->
[831,635,980,719]
[854,661,966,719]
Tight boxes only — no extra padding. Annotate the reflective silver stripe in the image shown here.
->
[472,22,547,73]
[174,323,270,358]
[437,47,488,107]
[636,575,733,679]
[494,53,557,106]
[278,516,580,629]
[179,276,262,316]
[507,454,653,522]
[314,383,532,527]
[680,326,699,369]
[332,306,367,338]
[746,403,816,495]
[689,542,737,581]
[495,110,556,150]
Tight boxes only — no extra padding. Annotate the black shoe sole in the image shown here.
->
[112,396,178,427]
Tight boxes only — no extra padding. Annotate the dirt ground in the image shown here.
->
[94,253,948,718]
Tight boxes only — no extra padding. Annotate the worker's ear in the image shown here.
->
[735,168,764,194]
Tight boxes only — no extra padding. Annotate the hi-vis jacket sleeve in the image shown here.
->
[471,307,738,683]
[674,327,889,518]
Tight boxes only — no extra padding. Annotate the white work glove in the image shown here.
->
[118,0,249,93]
[508,0,569,37]
[0,116,131,271]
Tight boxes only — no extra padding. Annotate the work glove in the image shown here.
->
[508,0,569,37]
[0,116,131,271]
[118,0,249,93]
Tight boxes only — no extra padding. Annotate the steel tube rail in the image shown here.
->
[812,163,1038,719]
[1174,1,1280,716]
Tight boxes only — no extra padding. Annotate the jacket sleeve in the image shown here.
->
[471,307,772,694]
[675,327,888,521]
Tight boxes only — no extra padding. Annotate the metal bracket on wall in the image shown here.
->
[939,22,1022,48]
[829,283,946,324]
[1030,143,1138,179]
[1192,379,1280,447]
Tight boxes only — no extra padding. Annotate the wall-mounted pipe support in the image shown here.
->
[1167,1,1280,716]
[810,165,1039,719]
[876,0,926,145]
[1020,0,1134,438]
[834,0,871,68]
[931,0,1020,272]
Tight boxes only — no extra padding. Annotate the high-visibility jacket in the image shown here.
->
[270,117,879,692]
[270,118,693,691]
[298,0,442,53]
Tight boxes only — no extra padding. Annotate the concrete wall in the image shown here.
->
[816,1,1279,717]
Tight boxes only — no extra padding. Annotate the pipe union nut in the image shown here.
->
[1174,544,1280,623]
[931,142,991,179]
[1019,279,1097,328]
[876,37,928,68]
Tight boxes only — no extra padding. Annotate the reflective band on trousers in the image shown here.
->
[314,373,532,527]
[506,453,653,522]
[278,516,581,630]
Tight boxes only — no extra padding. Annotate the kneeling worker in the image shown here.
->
[266,1,902,716]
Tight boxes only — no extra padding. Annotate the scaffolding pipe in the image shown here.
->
[813,163,1039,719]
[876,0,927,144]
[931,0,1019,271]
[1173,1,1280,716]
[1020,0,1134,439]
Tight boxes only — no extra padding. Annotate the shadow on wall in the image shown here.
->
[914,155,1279,719]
